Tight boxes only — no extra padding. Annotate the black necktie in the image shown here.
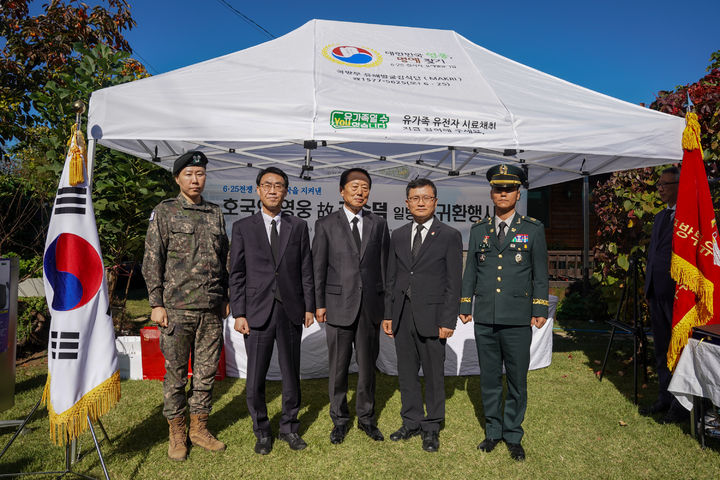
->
[271,219,279,265]
[412,224,424,259]
[352,217,361,252]
[498,221,507,243]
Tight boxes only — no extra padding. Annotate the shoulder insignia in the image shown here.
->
[523,216,543,226]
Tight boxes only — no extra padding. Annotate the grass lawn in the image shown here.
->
[2,321,718,479]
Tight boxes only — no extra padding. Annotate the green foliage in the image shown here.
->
[592,167,664,316]
[0,174,49,260]
[0,0,137,148]
[9,43,171,269]
[2,252,43,280]
[556,280,609,322]
[17,296,48,344]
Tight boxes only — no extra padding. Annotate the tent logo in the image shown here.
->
[322,44,383,67]
[331,110,389,129]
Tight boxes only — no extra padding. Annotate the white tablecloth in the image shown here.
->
[668,338,720,411]
[223,295,557,380]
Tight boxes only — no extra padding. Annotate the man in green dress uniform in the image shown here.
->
[459,164,548,461]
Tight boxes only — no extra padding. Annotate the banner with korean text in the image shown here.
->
[205,181,527,246]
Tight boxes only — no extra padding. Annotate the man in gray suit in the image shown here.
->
[382,178,462,453]
[312,168,390,444]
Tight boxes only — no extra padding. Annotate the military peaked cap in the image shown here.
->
[486,163,526,186]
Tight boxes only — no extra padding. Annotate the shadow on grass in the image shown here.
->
[298,378,329,435]
[107,403,165,478]
[553,319,645,406]
[212,378,252,435]
[14,373,47,396]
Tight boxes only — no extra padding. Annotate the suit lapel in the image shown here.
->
[397,222,413,268]
[251,212,274,261]
[277,215,292,268]
[412,217,441,266]
[360,211,373,260]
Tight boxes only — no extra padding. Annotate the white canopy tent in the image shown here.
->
[87,18,684,189]
[89,19,686,379]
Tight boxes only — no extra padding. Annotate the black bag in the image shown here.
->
[691,324,720,346]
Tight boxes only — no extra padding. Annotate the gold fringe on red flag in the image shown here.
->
[666,305,700,371]
[41,371,121,445]
[670,252,714,318]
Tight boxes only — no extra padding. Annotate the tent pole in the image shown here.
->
[582,171,590,291]
[87,138,97,188]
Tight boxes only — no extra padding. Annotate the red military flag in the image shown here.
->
[668,112,720,370]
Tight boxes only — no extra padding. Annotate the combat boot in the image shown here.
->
[167,416,188,461]
[189,413,226,451]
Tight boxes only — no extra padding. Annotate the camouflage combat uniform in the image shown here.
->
[142,194,229,419]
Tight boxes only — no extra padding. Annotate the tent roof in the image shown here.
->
[88,19,684,188]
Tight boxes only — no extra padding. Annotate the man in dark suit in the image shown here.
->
[642,166,684,423]
[459,164,548,461]
[312,168,390,444]
[382,178,463,453]
[229,167,315,455]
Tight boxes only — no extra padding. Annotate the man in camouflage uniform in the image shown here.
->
[142,151,229,461]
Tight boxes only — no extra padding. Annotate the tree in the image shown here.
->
[10,43,171,297]
[0,0,136,148]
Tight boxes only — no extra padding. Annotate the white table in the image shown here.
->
[668,338,720,411]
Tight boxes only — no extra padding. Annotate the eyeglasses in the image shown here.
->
[655,181,678,190]
[259,182,286,192]
[407,195,436,203]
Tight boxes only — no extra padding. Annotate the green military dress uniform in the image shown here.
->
[460,164,548,445]
[142,194,229,419]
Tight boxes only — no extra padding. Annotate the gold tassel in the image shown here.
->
[666,304,711,372]
[43,371,121,445]
[670,253,714,317]
[67,123,87,186]
[681,112,703,153]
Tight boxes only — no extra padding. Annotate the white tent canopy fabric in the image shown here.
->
[88,19,684,188]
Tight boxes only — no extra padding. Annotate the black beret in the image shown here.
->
[486,163,525,186]
[173,151,208,176]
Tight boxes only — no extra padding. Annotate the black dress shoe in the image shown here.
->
[358,423,384,441]
[639,400,671,415]
[507,442,526,461]
[330,424,349,444]
[278,432,307,450]
[421,431,439,452]
[661,404,690,424]
[477,437,501,452]
[254,436,272,455]
[389,425,421,442]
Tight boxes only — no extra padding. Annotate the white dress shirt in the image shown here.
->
[411,217,434,250]
[343,205,363,241]
[494,212,516,238]
[261,211,282,243]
